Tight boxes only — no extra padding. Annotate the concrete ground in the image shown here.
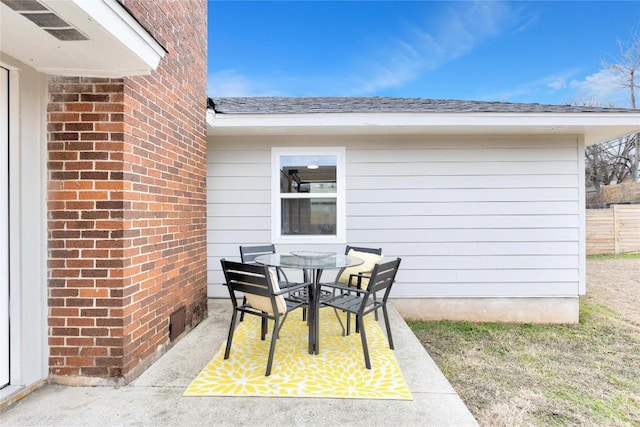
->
[1,299,478,427]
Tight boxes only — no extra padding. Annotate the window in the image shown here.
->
[272,147,345,243]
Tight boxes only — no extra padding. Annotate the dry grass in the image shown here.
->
[408,254,640,427]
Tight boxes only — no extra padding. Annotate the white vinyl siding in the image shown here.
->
[206,134,584,299]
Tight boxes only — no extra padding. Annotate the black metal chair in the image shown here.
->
[220,259,310,376]
[239,244,278,264]
[240,244,309,320]
[334,245,383,288]
[320,258,402,370]
[325,245,383,334]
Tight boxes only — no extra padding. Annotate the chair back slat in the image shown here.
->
[221,259,272,297]
[345,245,382,255]
[366,258,401,297]
[240,244,276,263]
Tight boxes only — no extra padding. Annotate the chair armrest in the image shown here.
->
[321,281,366,295]
[348,271,372,289]
[275,267,289,284]
[273,281,310,296]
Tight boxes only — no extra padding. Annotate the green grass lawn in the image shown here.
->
[408,254,640,426]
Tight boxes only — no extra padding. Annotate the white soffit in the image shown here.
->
[0,0,165,77]
[206,110,640,146]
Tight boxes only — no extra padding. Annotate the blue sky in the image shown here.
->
[207,1,640,107]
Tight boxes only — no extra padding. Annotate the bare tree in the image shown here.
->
[585,134,638,187]
[601,31,640,182]
[602,31,640,109]
[583,32,640,206]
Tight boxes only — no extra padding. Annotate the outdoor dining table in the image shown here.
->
[255,252,364,355]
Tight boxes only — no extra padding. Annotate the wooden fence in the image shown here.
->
[586,205,640,255]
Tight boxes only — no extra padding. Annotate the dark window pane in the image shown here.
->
[281,199,336,235]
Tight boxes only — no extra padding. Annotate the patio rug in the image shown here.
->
[183,307,412,400]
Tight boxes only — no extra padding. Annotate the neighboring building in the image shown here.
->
[205,97,640,324]
[1,0,207,407]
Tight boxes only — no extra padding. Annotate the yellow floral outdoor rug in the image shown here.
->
[184,307,412,400]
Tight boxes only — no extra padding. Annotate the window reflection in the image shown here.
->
[281,199,337,235]
[280,155,337,194]
[279,155,337,235]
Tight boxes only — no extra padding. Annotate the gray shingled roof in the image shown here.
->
[208,96,640,114]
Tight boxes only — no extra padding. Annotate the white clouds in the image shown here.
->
[479,68,632,106]
[547,76,568,91]
[345,1,520,95]
[207,2,522,97]
[478,71,581,103]
[207,69,287,97]
[569,68,630,107]
[207,69,251,97]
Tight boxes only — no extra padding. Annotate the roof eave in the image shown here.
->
[206,110,640,145]
[1,0,166,77]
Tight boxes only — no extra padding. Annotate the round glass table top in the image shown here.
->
[255,253,364,270]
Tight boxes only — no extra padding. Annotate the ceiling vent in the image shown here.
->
[1,0,89,41]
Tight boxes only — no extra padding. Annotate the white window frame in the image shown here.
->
[271,147,346,244]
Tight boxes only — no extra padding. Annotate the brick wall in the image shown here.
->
[47,0,208,383]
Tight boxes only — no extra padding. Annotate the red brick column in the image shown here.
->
[47,0,208,384]
[48,77,127,378]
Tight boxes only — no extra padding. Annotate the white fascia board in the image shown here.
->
[207,111,640,144]
[34,68,151,78]
[68,0,165,69]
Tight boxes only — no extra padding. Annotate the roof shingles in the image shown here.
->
[209,96,640,114]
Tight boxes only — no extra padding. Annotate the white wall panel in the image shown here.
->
[347,215,579,229]
[348,161,579,176]
[206,134,584,299]
[207,203,269,217]
[364,241,579,256]
[207,216,271,230]
[207,189,270,204]
[392,282,579,297]
[347,201,579,216]
[398,254,579,270]
[349,174,578,189]
[348,228,579,242]
[351,147,579,162]
[348,188,578,202]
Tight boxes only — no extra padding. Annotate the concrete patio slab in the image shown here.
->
[0,299,478,426]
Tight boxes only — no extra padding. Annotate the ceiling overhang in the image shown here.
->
[1,0,166,77]
[206,110,640,146]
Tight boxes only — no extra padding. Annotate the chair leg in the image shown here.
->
[240,296,246,322]
[276,311,290,339]
[332,308,346,336]
[265,317,279,376]
[373,293,379,320]
[357,315,371,369]
[382,305,394,349]
[260,316,268,340]
[224,310,239,359]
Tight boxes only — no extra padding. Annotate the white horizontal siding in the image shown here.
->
[375,241,578,255]
[348,201,579,216]
[349,174,578,189]
[348,161,578,176]
[207,134,583,299]
[348,215,579,229]
[348,188,578,202]
[392,282,579,297]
